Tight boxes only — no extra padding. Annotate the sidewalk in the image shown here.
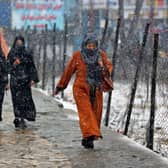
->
[0,90,71,168]
[1,89,168,168]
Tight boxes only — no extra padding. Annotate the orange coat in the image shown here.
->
[57,50,113,139]
[0,31,9,59]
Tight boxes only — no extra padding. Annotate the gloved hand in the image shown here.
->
[30,80,35,86]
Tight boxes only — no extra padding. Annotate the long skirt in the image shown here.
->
[10,84,36,121]
[73,85,103,139]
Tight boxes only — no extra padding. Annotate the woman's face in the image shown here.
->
[86,42,96,50]
[16,39,23,46]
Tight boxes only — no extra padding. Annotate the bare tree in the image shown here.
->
[127,0,144,40]
[118,0,125,43]
[119,0,144,47]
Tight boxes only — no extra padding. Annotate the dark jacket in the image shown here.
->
[0,48,8,85]
[8,46,39,87]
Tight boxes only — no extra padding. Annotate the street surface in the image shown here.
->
[0,89,168,168]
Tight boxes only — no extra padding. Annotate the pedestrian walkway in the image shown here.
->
[0,90,71,168]
[1,89,168,168]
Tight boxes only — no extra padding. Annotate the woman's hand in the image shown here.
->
[5,83,10,90]
[54,87,62,95]
[55,88,59,95]
[98,60,103,67]
[30,80,35,86]
[13,58,21,65]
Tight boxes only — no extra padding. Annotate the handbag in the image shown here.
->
[99,51,113,92]
[101,67,113,92]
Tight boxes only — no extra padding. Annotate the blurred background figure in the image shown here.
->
[0,28,9,121]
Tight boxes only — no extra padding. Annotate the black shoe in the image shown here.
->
[0,113,2,121]
[87,136,94,148]
[81,137,94,149]
[20,118,27,129]
[81,139,87,147]
[13,118,20,128]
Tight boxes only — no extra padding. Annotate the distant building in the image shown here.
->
[124,0,168,21]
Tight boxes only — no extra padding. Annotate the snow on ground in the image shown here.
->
[54,95,77,112]
[121,135,168,164]
[36,88,50,96]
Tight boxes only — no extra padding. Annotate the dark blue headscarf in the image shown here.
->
[81,33,102,88]
[11,35,26,58]
[12,35,25,49]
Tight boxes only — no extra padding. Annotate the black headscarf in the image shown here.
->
[81,33,102,88]
[11,35,26,57]
[12,35,25,49]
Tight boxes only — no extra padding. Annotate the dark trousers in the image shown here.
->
[0,84,5,119]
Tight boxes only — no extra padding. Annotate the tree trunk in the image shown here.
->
[146,33,159,150]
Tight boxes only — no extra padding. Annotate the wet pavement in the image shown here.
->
[1,89,168,168]
[0,90,71,168]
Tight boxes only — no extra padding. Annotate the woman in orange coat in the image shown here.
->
[55,33,113,149]
[0,29,9,121]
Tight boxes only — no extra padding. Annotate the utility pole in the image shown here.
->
[146,33,159,150]
[42,24,48,90]
[124,23,150,135]
[61,14,68,98]
[52,23,57,96]
[104,18,121,127]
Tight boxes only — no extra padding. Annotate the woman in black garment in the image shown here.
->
[8,35,39,128]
